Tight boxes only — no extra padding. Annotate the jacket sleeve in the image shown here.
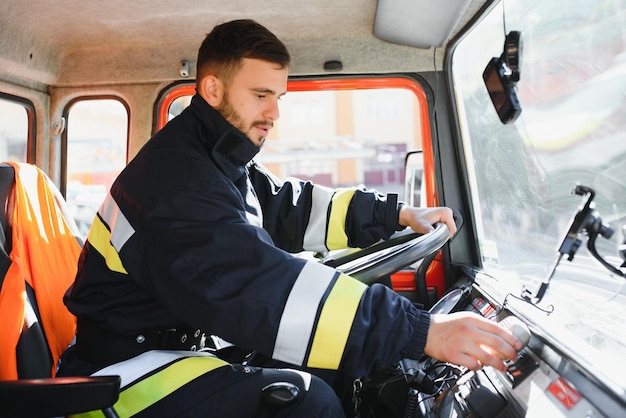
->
[139,213,428,378]
[249,161,405,253]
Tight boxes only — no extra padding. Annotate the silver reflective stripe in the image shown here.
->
[303,185,334,252]
[245,176,264,227]
[92,350,215,388]
[99,192,135,252]
[273,261,336,365]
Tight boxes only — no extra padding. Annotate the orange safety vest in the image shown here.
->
[0,162,81,379]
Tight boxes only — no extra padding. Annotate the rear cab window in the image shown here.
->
[65,98,129,239]
[0,94,33,163]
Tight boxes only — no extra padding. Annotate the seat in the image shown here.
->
[0,162,120,417]
[0,162,295,417]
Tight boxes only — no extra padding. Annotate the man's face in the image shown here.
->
[214,58,288,147]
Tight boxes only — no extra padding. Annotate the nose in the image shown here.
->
[264,98,280,121]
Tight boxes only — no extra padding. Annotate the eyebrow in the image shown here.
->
[252,87,287,98]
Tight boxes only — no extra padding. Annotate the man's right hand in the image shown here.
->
[423,311,522,372]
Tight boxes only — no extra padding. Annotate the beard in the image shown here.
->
[216,92,267,148]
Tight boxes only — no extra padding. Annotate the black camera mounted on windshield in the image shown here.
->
[483,31,523,124]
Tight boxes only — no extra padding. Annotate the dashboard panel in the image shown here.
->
[364,281,626,418]
[418,284,625,418]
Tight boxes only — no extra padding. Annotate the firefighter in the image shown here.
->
[58,19,521,417]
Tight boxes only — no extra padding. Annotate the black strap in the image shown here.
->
[0,163,14,246]
[75,318,206,368]
[0,163,14,291]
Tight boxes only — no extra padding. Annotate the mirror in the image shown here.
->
[404,150,425,207]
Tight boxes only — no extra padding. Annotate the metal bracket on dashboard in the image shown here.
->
[522,185,623,306]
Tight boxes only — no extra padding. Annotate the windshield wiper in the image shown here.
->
[522,185,622,305]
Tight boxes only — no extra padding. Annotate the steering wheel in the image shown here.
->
[322,223,450,285]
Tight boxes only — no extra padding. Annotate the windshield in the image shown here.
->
[451,0,626,394]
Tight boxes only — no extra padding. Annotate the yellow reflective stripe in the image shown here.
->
[99,192,135,252]
[326,189,355,250]
[115,356,228,416]
[72,408,104,418]
[73,356,229,418]
[307,274,366,369]
[87,193,135,275]
[87,216,128,274]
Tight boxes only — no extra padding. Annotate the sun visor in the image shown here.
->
[373,0,473,48]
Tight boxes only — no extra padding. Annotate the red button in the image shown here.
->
[548,377,582,410]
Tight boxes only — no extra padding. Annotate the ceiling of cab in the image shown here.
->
[0,0,488,86]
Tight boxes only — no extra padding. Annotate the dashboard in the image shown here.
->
[422,283,625,418]
[365,281,626,418]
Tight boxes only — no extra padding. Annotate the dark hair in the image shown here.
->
[196,19,290,86]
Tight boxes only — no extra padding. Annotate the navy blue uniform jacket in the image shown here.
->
[64,94,431,378]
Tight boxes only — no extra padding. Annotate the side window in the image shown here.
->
[0,95,32,163]
[158,78,431,199]
[65,98,128,238]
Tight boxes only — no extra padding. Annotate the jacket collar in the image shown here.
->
[188,94,260,167]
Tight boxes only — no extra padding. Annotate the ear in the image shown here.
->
[198,75,223,107]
